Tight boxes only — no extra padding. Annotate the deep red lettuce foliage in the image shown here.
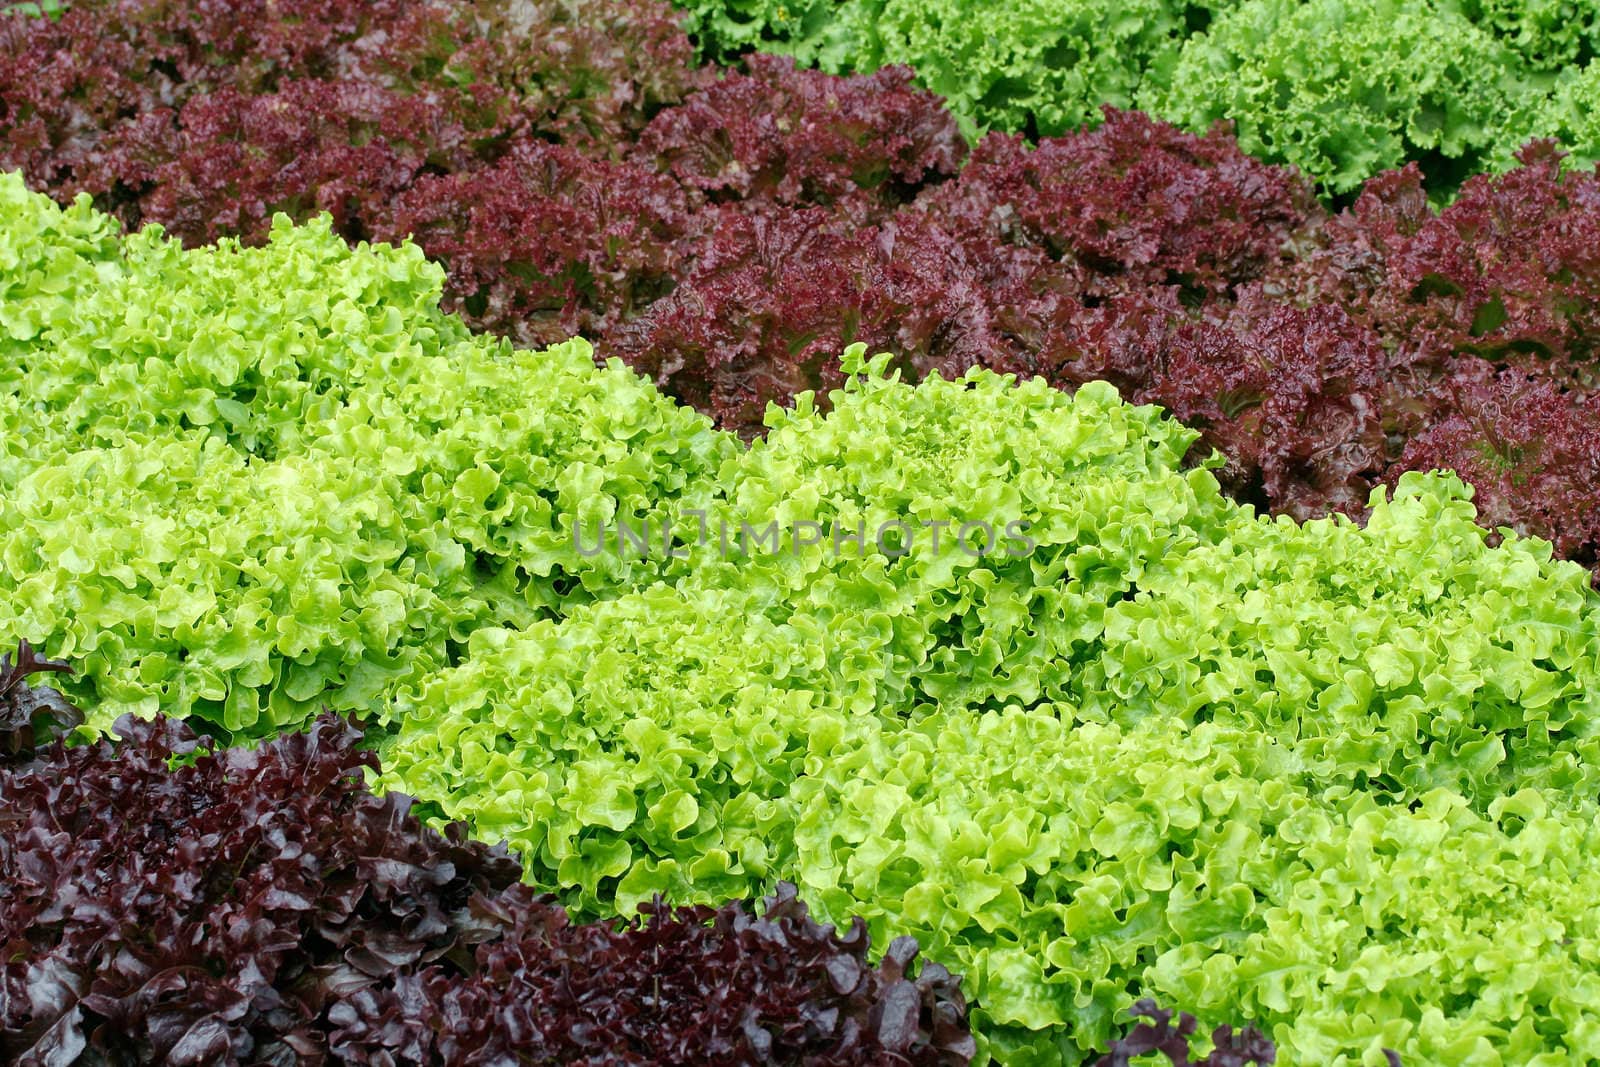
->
[919,108,1323,300]
[1280,142,1600,382]
[0,641,81,762]
[408,0,703,151]
[330,883,975,1066]
[608,206,1029,429]
[97,79,480,246]
[1092,999,1276,1067]
[0,0,364,188]
[634,54,967,221]
[0,707,976,1066]
[1240,141,1600,565]
[389,139,693,348]
[0,0,697,224]
[3,3,1597,576]
[1117,300,1390,519]
[1393,368,1600,568]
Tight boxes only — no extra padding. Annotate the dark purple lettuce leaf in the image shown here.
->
[91,79,479,247]
[0,0,700,223]
[0,0,447,196]
[330,884,975,1066]
[1018,284,1391,521]
[1276,142,1600,385]
[1393,367,1600,569]
[608,205,878,428]
[606,206,1028,431]
[385,138,693,349]
[635,53,966,222]
[919,108,1323,301]
[1246,141,1600,570]
[0,711,974,1066]
[0,641,81,763]
[404,0,704,151]
[1093,999,1275,1067]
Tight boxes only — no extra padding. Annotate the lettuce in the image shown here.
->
[0,638,77,758]
[1142,0,1530,194]
[1442,0,1600,68]
[0,173,735,739]
[9,2,1600,576]
[377,348,1600,1064]
[836,0,1190,141]
[679,0,1195,140]
[1517,64,1600,172]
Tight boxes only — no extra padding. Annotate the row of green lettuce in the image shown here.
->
[6,174,1600,1063]
[675,0,1600,193]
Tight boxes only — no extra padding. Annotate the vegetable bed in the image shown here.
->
[3,1,1600,1065]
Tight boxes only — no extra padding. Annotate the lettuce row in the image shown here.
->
[0,174,735,737]
[376,350,1600,1064]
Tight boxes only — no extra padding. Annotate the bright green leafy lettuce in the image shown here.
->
[1140,0,1533,194]
[0,173,735,737]
[674,0,860,70]
[0,183,120,405]
[3,438,433,732]
[840,0,1193,140]
[1442,0,1600,68]
[377,348,1600,1064]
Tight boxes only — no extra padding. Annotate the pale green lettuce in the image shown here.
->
[377,348,1600,1064]
[0,173,735,737]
